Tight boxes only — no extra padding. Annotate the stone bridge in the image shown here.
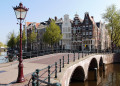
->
[51,53,120,86]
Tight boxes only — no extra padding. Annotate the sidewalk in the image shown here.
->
[0,53,74,86]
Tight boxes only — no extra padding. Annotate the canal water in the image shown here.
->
[0,52,8,63]
[70,64,120,86]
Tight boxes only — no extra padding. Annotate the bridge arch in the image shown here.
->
[70,66,85,83]
[88,58,98,71]
[87,58,98,80]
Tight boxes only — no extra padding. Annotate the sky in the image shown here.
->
[0,0,120,44]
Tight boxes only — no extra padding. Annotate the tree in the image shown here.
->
[7,31,16,49]
[22,27,27,50]
[102,4,120,52]
[16,27,27,51]
[28,26,37,51]
[43,20,62,50]
[0,42,4,47]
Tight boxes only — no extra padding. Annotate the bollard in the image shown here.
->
[73,53,75,62]
[36,69,40,86]
[59,59,61,72]
[32,73,36,86]
[30,51,31,58]
[82,51,83,58]
[62,56,64,68]
[55,62,57,78]
[67,54,69,64]
[94,68,97,81]
[48,66,51,83]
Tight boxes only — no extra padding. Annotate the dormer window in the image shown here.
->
[75,20,78,25]
[85,19,88,24]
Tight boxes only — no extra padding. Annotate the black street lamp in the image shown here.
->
[13,3,29,83]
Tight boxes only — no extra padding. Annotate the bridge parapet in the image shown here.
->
[29,52,120,86]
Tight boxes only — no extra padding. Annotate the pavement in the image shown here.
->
[0,53,76,86]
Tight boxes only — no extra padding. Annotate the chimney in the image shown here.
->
[91,16,94,19]
[55,16,57,21]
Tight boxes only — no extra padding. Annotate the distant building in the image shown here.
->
[25,13,111,52]
[96,21,111,51]
[26,17,63,51]
[62,14,72,50]
[71,12,99,52]
[25,22,40,51]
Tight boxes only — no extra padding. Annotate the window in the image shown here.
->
[65,23,67,25]
[89,25,92,29]
[83,32,85,35]
[73,27,76,29]
[75,20,78,25]
[89,32,92,35]
[78,27,81,30]
[73,29,76,33]
[85,19,89,24]
[86,32,88,35]
[65,18,67,21]
[86,27,88,30]
[68,27,70,32]
[83,26,85,29]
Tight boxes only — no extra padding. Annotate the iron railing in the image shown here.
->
[28,51,99,86]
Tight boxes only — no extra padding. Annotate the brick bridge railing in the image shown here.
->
[28,51,111,86]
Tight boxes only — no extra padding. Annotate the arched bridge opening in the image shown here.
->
[70,66,85,83]
[88,58,98,80]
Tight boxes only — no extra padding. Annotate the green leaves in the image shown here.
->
[102,4,120,47]
[22,27,27,45]
[7,27,27,49]
[43,20,62,45]
[7,31,16,49]
[28,26,37,43]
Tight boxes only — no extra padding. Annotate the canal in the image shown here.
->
[70,64,120,86]
[0,52,8,63]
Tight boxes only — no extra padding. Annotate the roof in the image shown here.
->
[56,18,63,23]
[26,22,32,27]
[96,22,100,28]
[74,13,83,23]
[26,22,40,28]
[36,23,40,28]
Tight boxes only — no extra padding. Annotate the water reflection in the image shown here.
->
[70,64,120,86]
[0,52,8,63]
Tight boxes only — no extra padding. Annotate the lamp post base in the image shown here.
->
[17,63,25,83]
[17,77,25,83]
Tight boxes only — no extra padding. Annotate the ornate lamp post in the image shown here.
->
[13,3,29,83]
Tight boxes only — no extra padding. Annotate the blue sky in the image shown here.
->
[0,0,120,44]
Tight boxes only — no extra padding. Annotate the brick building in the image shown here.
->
[71,12,99,52]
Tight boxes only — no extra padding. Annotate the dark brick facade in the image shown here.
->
[71,12,99,52]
